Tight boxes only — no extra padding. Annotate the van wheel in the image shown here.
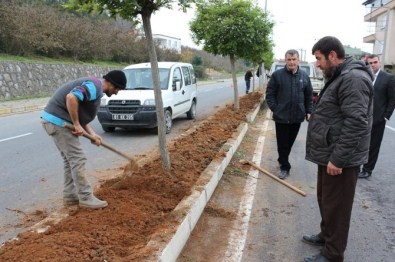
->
[186,100,196,119]
[164,109,172,134]
[102,125,115,132]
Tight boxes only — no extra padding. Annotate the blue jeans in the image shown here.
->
[245,80,251,92]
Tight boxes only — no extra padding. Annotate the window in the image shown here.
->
[182,66,191,86]
[189,67,196,84]
[124,68,170,90]
[173,67,182,90]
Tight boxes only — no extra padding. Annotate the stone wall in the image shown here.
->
[0,61,119,100]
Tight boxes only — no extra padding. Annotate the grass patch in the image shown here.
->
[234,149,246,159]
[224,166,249,178]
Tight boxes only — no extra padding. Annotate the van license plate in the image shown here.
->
[112,114,134,120]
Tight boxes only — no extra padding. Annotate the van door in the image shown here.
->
[171,66,186,117]
[178,66,194,113]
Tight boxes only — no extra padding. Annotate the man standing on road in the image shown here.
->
[41,70,126,209]
[244,69,253,94]
[304,36,374,262]
[266,49,313,179]
[359,54,395,179]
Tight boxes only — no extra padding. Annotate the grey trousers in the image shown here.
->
[42,121,92,199]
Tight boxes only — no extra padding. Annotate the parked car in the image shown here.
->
[268,61,324,104]
[97,62,198,134]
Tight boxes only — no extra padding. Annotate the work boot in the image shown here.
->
[304,253,329,262]
[278,169,289,180]
[302,234,325,246]
[79,195,108,209]
[358,170,371,179]
[63,195,79,206]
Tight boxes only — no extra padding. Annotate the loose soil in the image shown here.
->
[0,92,263,261]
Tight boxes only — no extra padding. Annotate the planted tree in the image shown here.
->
[69,0,194,171]
[190,0,273,109]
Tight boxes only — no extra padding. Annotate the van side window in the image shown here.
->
[182,66,191,86]
[189,66,196,84]
[172,67,183,90]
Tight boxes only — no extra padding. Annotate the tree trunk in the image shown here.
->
[141,13,171,171]
[230,54,239,110]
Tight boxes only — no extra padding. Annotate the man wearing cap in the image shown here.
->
[41,70,126,209]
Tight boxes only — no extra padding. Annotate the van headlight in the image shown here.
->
[143,99,156,106]
[100,98,107,106]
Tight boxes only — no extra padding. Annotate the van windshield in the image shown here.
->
[272,64,311,77]
[299,65,311,76]
[123,68,170,90]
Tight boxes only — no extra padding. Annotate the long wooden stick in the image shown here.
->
[63,123,137,164]
[240,159,306,197]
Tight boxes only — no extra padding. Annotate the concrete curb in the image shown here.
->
[148,102,262,261]
[156,124,248,262]
[0,104,46,116]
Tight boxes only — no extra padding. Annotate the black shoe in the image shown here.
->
[278,170,289,180]
[304,253,329,262]
[302,234,325,246]
[358,170,371,179]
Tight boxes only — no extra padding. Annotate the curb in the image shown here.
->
[149,102,262,261]
[0,105,45,116]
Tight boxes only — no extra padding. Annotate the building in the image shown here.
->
[363,0,395,68]
[152,34,181,54]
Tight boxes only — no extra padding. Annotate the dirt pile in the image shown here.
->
[0,92,263,261]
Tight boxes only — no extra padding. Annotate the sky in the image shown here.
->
[150,0,374,62]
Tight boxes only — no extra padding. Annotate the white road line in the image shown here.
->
[386,125,395,132]
[0,133,33,143]
[224,110,271,262]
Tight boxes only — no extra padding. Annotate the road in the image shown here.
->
[180,108,395,262]
[0,77,252,244]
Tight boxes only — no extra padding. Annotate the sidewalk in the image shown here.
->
[0,97,49,116]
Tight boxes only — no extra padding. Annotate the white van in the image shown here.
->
[97,62,197,134]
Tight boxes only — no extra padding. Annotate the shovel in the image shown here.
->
[64,123,138,173]
[240,159,306,196]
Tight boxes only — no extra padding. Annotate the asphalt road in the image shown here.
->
[0,77,252,244]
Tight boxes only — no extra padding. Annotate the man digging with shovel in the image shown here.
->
[41,70,126,209]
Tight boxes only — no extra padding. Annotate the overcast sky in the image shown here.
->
[150,0,373,62]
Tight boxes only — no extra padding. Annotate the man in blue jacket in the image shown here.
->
[266,49,313,179]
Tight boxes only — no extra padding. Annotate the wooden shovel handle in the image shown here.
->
[63,123,135,162]
[240,159,306,197]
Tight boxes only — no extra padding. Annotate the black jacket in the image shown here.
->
[372,70,395,124]
[245,70,253,81]
[305,57,374,168]
[266,66,313,124]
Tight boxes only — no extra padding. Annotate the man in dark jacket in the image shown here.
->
[303,36,374,262]
[266,49,313,179]
[244,69,253,94]
[359,54,395,179]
